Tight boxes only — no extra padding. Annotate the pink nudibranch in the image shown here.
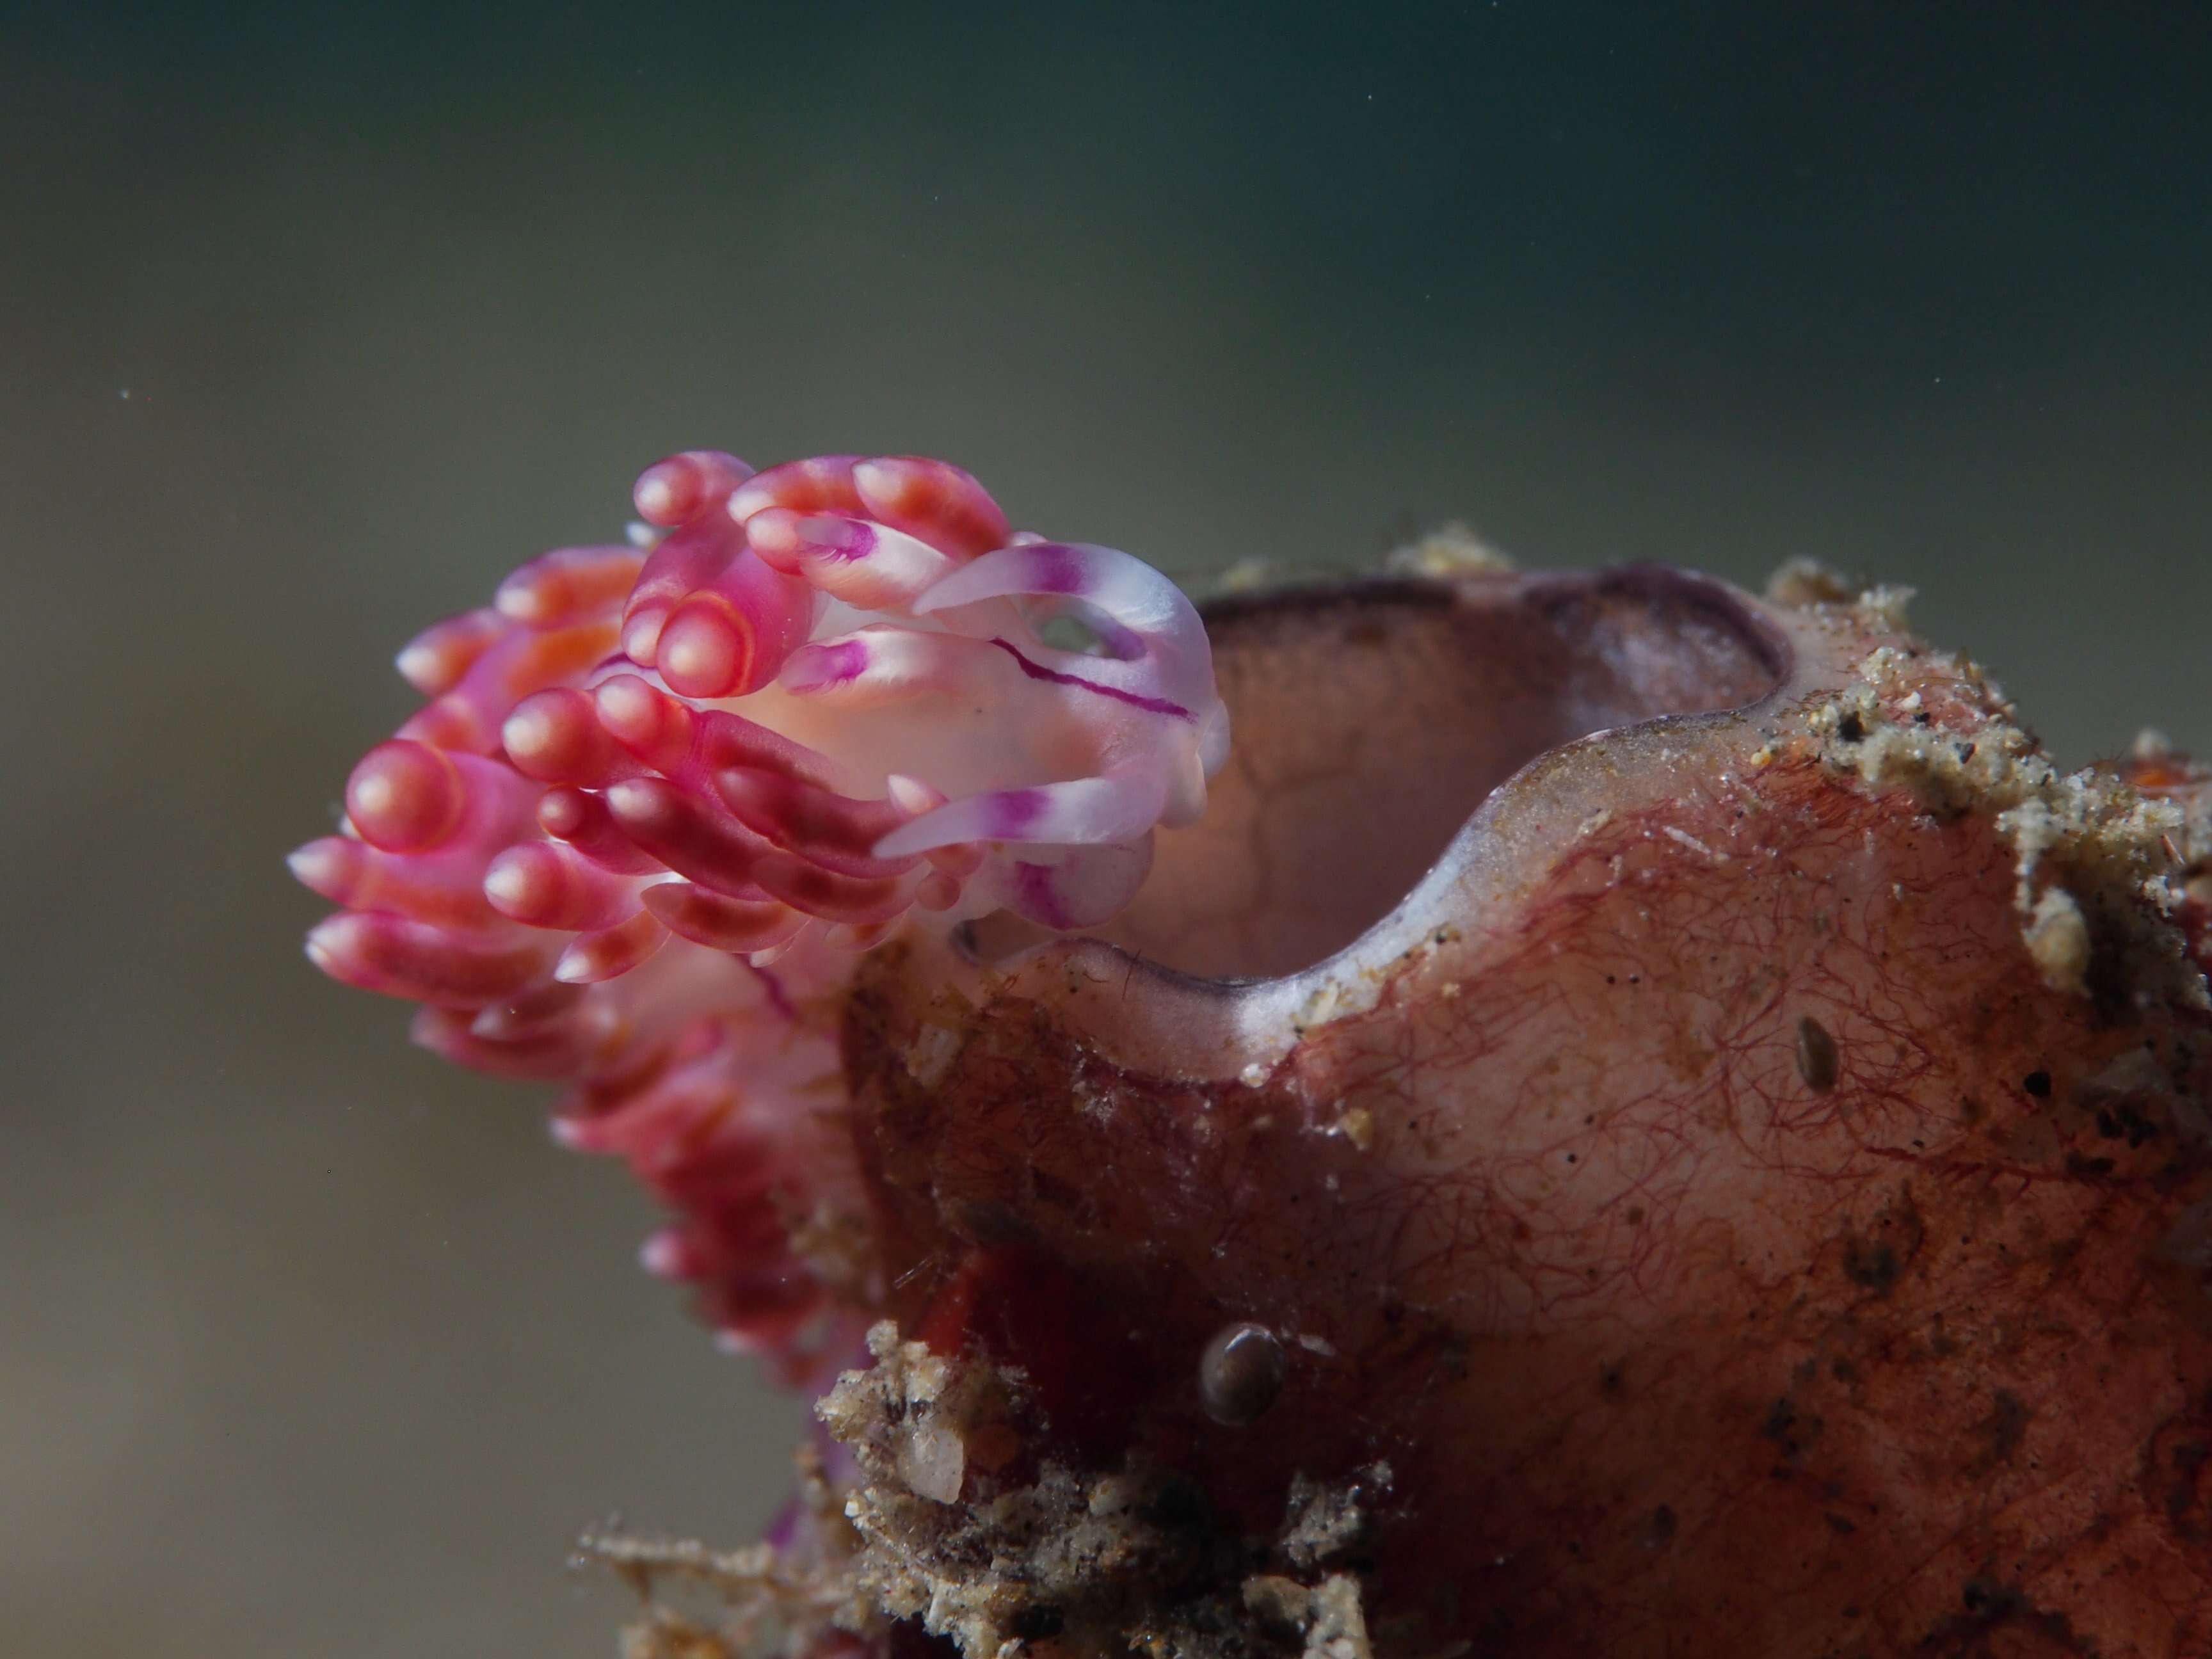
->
[294,450,1227,1372]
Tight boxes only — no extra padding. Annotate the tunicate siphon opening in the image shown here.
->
[1094,567,1790,979]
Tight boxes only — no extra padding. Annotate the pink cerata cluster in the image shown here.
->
[291,450,1227,1375]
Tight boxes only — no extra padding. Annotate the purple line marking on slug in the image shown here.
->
[987,637,1192,719]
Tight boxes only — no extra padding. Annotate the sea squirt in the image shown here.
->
[296,459,2212,1657]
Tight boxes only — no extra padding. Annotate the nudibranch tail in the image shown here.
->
[293,450,1227,1374]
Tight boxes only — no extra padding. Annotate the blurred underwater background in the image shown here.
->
[1,4,2208,1653]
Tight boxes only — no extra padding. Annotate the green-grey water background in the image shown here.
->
[3,4,2208,1653]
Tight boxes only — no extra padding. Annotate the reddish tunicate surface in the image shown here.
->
[842,569,2212,1656]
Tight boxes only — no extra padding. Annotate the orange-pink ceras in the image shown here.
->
[290,450,1229,1378]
